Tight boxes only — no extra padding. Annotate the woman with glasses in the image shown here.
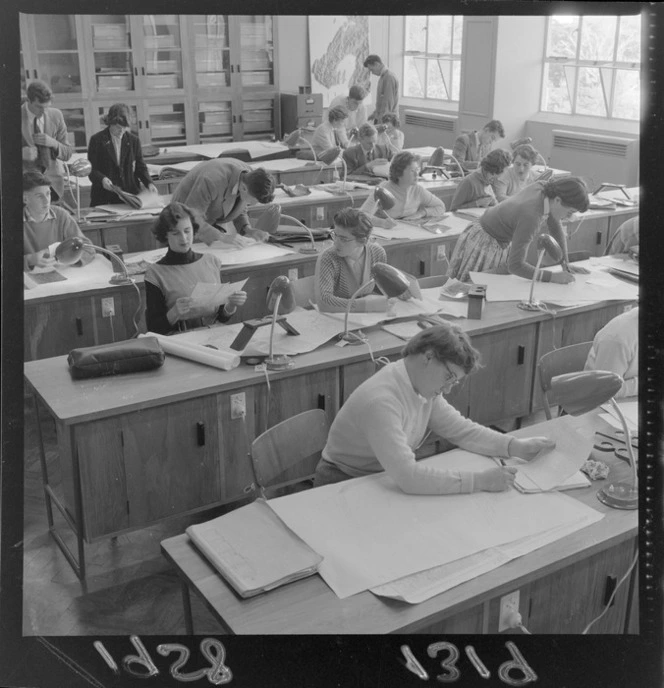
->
[448,176,591,283]
[359,151,447,229]
[313,322,554,492]
[87,103,158,207]
[314,207,411,312]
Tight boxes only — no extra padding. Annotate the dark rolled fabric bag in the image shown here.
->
[67,337,165,379]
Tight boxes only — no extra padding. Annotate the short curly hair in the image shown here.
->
[23,170,52,192]
[26,80,52,103]
[358,123,377,139]
[151,202,201,244]
[512,143,539,164]
[483,120,505,138]
[348,85,367,101]
[244,168,275,204]
[103,103,131,127]
[388,151,419,183]
[480,149,512,175]
[327,106,349,124]
[381,113,400,129]
[333,208,374,243]
[401,322,482,375]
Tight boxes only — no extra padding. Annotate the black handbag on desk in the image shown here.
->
[67,337,165,379]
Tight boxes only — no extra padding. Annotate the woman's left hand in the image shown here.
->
[227,291,247,309]
[566,263,591,274]
[509,436,556,461]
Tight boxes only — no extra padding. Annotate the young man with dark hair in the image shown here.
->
[342,123,392,175]
[171,158,277,244]
[452,120,506,174]
[21,80,74,200]
[363,54,399,124]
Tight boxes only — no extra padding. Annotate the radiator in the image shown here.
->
[549,129,639,187]
[403,110,458,148]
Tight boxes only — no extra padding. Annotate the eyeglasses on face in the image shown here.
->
[441,360,461,387]
[330,230,356,244]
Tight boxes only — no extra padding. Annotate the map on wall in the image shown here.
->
[309,16,371,108]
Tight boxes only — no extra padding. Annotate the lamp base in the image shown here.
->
[298,246,318,254]
[265,355,294,371]
[340,331,368,345]
[517,300,544,311]
[109,274,135,286]
[597,481,638,510]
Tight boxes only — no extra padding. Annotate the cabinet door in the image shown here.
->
[24,297,97,361]
[75,418,128,540]
[468,325,535,424]
[121,397,222,527]
[238,94,277,140]
[133,15,186,96]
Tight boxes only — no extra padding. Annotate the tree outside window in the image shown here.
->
[403,15,463,102]
[541,13,641,121]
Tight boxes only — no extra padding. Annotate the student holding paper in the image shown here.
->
[314,323,554,492]
[87,103,158,207]
[144,202,247,334]
[23,171,94,271]
[448,176,590,283]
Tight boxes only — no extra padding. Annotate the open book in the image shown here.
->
[111,186,165,211]
[186,498,323,598]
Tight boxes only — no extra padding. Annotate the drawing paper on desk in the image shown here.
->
[186,498,322,598]
[600,399,638,434]
[110,187,165,211]
[26,269,67,285]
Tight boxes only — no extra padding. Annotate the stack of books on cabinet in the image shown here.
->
[92,23,129,49]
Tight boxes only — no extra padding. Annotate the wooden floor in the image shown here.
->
[22,390,542,636]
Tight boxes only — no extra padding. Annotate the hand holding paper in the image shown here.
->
[509,436,556,461]
[189,278,248,311]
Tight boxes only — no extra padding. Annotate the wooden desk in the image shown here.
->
[161,411,637,635]
[24,299,629,579]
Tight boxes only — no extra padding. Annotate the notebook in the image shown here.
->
[186,498,323,598]
[514,470,591,494]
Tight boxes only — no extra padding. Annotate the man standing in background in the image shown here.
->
[364,54,399,124]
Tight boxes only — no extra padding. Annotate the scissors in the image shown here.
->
[593,430,638,463]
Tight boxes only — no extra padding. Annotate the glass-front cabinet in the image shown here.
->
[20,13,279,150]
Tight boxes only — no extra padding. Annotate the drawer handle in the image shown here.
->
[419,260,426,276]
[317,394,326,411]
[517,345,525,365]
[596,231,602,245]
[603,575,617,607]
[196,422,206,447]
[75,318,83,336]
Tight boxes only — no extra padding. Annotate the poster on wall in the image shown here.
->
[308,15,371,108]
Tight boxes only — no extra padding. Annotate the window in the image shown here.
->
[541,14,641,120]
[403,15,463,102]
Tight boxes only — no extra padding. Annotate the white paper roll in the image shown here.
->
[141,332,241,371]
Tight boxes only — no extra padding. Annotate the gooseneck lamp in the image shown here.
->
[518,234,563,312]
[549,370,636,510]
[373,186,396,219]
[342,262,411,344]
[55,236,133,286]
[265,276,297,370]
[285,129,318,162]
[277,212,318,255]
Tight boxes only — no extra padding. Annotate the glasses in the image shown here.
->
[330,230,356,244]
[441,361,461,387]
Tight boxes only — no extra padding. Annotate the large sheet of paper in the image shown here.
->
[269,450,603,598]
[600,399,638,433]
[248,158,319,173]
[469,266,638,304]
[170,141,289,160]
[23,255,117,300]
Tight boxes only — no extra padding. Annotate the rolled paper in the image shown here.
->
[141,332,241,371]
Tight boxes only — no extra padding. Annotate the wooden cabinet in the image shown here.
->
[20,13,280,151]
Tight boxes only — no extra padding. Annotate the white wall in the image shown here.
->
[276,16,311,93]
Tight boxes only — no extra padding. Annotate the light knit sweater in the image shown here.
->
[491,166,538,203]
[360,181,446,219]
[322,359,513,494]
[585,307,638,399]
[450,169,497,211]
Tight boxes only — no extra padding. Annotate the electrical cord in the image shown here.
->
[129,280,143,338]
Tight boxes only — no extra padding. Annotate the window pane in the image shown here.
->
[576,67,607,116]
[405,16,427,53]
[452,16,463,54]
[541,63,572,113]
[452,60,461,101]
[427,59,451,99]
[403,56,425,98]
[613,69,640,119]
[428,16,452,54]
[579,16,617,61]
[617,15,641,62]
[547,15,579,58]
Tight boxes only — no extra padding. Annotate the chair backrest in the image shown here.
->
[291,275,316,309]
[537,341,593,419]
[250,409,329,496]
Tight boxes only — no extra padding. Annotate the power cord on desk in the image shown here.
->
[129,280,143,338]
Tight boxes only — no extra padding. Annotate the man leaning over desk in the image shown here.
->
[171,158,278,245]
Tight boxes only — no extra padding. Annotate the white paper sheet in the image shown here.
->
[269,452,603,599]
[169,140,289,160]
[141,332,240,371]
[469,266,638,304]
[600,399,638,433]
[23,255,117,300]
[190,278,248,309]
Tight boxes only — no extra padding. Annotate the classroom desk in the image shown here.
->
[24,298,631,579]
[161,411,637,635]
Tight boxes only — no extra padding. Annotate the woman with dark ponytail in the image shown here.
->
[448,175,590,283]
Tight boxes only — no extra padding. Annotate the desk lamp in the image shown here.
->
[550,370,636,510]
[276,209,319,254]
[373,186,396,219]
[284,129,318,162]
[421,148,463,179]
[265,276,297,370]
[67,158,92,221]
[518,234,562,311]
[593,183,633,202]
[342,262,411,344]
[55,236,133,286]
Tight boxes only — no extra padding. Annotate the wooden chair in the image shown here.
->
[250,409,329,498]
[537,341,594,419]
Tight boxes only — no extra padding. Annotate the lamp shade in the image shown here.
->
[429,147,445,168]
[55,236,86,265]
[284,130,303,147]
[318,147,341,165]
[372,262,411,298]
[550,370,622,416]
[266,276,295,314]
[374,186,396,211]
[69,158,92,177]
[537,233,563,262]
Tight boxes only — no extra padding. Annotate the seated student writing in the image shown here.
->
[314,208,417,313]
[450,149,512,212]
[491,143,542,203]
[585,306,638,399]
[448,176,590,283]
[23,170,95,270]
[313,323,554,492]
[377,113,405,153]
[144,202,247,335]
[309,106,349,160]
[359,151,447,229]
[341,123,392,176]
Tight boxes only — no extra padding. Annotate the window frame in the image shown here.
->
[539,13,641,122]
